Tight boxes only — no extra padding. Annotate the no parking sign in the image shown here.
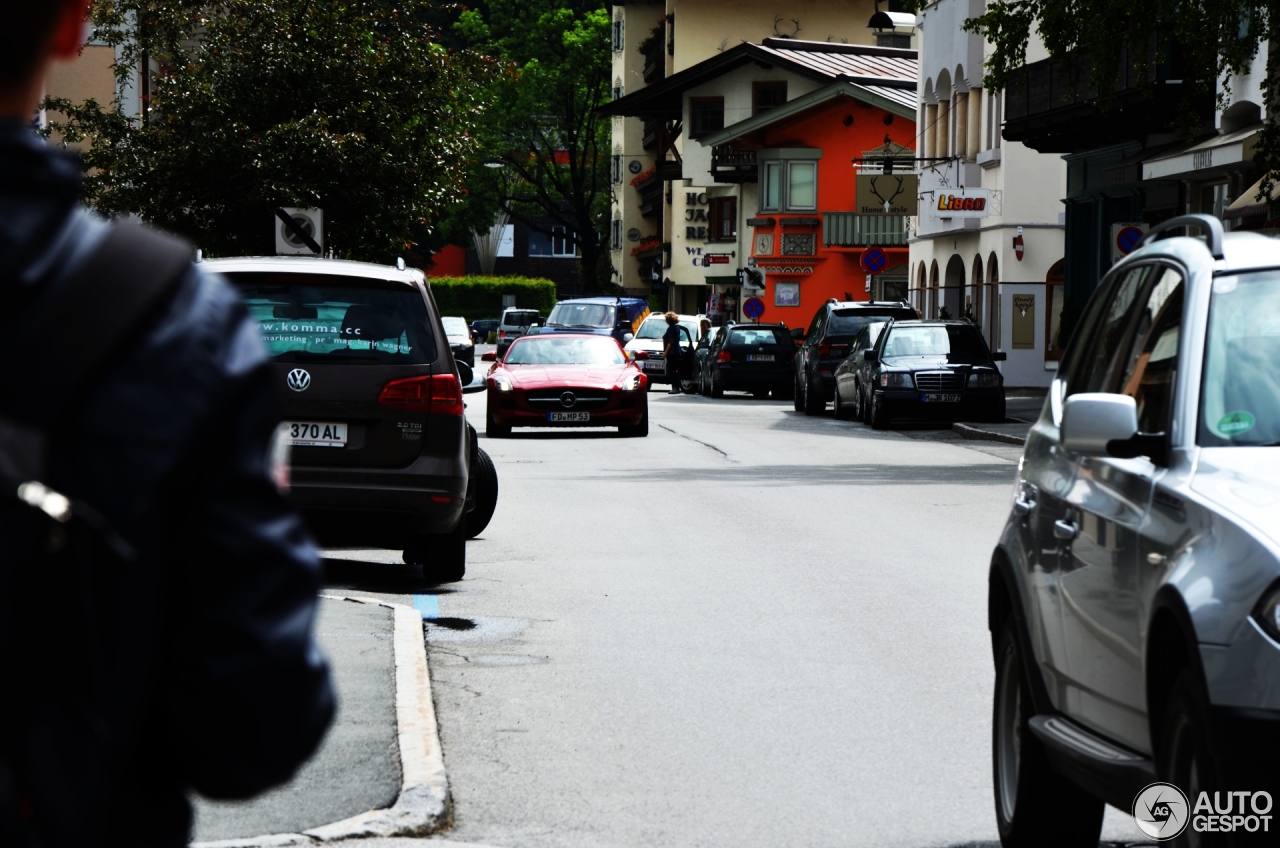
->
[1110,222,1148,263]
[743,297,765,320]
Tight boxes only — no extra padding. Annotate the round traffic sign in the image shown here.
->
[1116,225,1144,255]
[860,248,888,274]
[743,297,765,319]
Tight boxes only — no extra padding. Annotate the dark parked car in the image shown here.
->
[470,318,499,342]
[442,315,475,368]
[794,300,918,416]
[863,320,1006,429]
[693,325,725,396]
[213,256,489,582]
[832,320,888,421]
[704,323,796,398]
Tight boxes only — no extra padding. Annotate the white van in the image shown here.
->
[496,307,543,356]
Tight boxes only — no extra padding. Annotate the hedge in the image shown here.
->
[426,276,558,323]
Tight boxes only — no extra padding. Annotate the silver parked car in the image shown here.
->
[990,216,1280,846]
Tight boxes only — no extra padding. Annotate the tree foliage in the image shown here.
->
[443,0,613,292]
[46,0,493,263]
[942,0,1280,196]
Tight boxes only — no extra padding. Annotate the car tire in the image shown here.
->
[465,447,498,539]
[403,521,466,583]
[870,392,890,430]
[851,381,864,421]
[992,618,1104,847]
[711,372,725,398]
[619,409,649,437]
[792,373,804,411]
[700,370,711,397]
[803,374,824,416]
[1158,669,1219,843]
[485,406,511,439]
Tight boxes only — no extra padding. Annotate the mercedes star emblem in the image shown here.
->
[287,368,312,392]
[559,391,577,408]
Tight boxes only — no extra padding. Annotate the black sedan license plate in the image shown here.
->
[548,411,590,422]
[922,393,961,403]
[746,354,774,362]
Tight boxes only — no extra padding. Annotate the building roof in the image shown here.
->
[598,38,917,119]
[700,79,916,148]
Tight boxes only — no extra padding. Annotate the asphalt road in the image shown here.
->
[319,386,1153,848]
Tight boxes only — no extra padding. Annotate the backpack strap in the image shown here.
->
[0,220,193,428]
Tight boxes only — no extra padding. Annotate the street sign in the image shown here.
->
[743,297,765,320]
[1013,233,1025,261]
[276,207,323,255]
[861,247,888,274]
[1111,223,1148,262]
[856,174,919,215]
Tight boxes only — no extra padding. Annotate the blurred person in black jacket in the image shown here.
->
[0,3,334,846]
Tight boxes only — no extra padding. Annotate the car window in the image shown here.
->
[504,336,626,365]
[1110,267,1184,434]
[827,310,912,335]
[546,302,615,329]
[1061,266,1150,396]
[806,307,825,340]
[635,317,667,340]
[728,327,790,346]
[882,325,989,362]
[232,274,436,364]
[1200,270,1280,446]
[442,317,470,336]
[500,310,540,328]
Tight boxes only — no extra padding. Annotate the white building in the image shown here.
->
[908,0,1065,388]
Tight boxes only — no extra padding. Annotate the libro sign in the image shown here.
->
[932,189,990,219]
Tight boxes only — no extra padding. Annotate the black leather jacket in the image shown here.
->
[0,123,333,846]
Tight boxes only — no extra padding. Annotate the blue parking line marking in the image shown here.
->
[413,594,439,620]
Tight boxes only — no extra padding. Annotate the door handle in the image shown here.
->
[1012,496,1036,517]
[1053,519,1079,540]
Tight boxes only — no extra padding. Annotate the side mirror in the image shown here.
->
[456,361,474,386]
[481,351,497,362]
[528,323,540,332]
[863,350,878,363]
[790,327,806,341]
[622,332,634,343]
[992,351,1007,361]
[1061,393,1138,455]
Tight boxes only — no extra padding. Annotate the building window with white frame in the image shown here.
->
[787,162,817,210]
[612,18,624,52]
[530,226,578,258]
[610,219,622,251]
[761,162,782,211]
[610,154,622,184]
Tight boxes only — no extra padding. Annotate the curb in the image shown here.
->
[952,422,1028,446]
[193,595,450,847]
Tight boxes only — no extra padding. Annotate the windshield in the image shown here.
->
[501,310,540,328]
[728,327,791,346]
[442,317,470,337]
[504,335,626,365]
[1200,272,1280,446]
[546,302,616,329]
[828,309,913,336]
[231,274,435,364]
[882,325,989,362]
[636,318,697,341]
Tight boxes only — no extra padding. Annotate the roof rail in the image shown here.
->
[1138,214,1225,260]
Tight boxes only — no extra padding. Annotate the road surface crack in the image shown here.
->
[659,425,737,462]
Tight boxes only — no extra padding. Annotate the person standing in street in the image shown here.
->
[0,3,333,846]
[661,311,685,394]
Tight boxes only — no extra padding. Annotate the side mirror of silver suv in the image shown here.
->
[1060,393,1138,455]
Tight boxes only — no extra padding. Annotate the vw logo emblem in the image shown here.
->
[287,369,312,392]
[559,391,576,409]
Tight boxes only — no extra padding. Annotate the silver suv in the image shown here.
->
[990,216,1280,846]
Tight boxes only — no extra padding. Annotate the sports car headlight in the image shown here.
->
[1253,581,1280,643]
[491,375,514,393]
[619,373,642,392]
[879,372,913,388]
[968,371,1002,388]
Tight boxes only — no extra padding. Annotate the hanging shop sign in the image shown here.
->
[856,174,918,216]
[931,189,990,219]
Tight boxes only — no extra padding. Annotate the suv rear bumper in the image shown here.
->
[291,453,467,546]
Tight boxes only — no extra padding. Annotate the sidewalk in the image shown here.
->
[191,597,401,842]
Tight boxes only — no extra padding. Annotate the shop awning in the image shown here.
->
[1224,174,1280,221]
[1142,123,1262,181]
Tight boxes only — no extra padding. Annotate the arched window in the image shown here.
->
[929,260,940,319]
[970,254,984,330]
[987,253,1000,350]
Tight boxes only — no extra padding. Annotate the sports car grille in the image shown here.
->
[525,388,611,410]
[913,372,964,392]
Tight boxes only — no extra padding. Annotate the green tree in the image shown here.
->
[47,0,492,263]
[448,0,614,292]
[953,1,1280,195]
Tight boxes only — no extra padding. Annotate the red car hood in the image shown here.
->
[499,364,633,388]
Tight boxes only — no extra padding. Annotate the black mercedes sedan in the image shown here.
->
[863,320,1006,428]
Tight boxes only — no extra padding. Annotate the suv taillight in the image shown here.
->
[378,374,463,415]
[717,350,731,363]
[818,341,831,356]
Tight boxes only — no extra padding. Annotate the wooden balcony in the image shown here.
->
[711,146,757,183]
[641,23,665,84]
